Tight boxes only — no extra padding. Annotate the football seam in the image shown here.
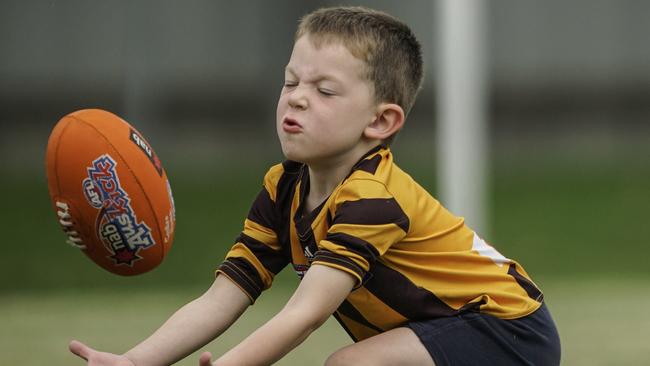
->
[66,113,166,266]
[52,117,94,253]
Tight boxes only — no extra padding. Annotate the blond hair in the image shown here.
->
[296,6,424,125]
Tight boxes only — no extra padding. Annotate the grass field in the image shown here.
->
[1,276,650,365]
[1,141,649,364]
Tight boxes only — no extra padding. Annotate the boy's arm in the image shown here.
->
[70,274,251,366]
[204,264,356,366]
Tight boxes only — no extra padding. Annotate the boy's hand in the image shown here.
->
[69,340,135,366]
[198,351,214,366]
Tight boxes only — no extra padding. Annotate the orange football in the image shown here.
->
[45,109,175,276]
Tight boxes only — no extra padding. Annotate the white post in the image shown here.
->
[436,0,489,234]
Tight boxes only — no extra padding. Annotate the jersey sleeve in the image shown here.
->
[216,165,289,303]
[312,178,410,287]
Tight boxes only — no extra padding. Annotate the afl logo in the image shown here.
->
[83,178,103,208]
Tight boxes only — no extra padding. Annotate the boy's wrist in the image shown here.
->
[122,351,139,366]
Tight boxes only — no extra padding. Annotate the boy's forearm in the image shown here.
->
[124,275,251,366]
[215,307,324,366]
[215,265,355,365]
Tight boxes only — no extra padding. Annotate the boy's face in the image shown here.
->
[276,34,378,166]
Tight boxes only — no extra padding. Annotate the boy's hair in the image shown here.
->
[296,6,424,144]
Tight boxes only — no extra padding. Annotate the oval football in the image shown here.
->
[45,109,175,276]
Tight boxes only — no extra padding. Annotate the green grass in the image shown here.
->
[0,277,349,366]
[1,277,649,365]
[543,277,650,366]
[490,156,650,279]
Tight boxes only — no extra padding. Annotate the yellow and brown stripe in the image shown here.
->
[218,145,543,340]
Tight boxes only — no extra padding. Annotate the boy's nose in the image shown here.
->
[288,90,308,110]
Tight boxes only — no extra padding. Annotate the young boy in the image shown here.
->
[70,6,561,365]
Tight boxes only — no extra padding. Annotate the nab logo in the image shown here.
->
[129,129,163,176]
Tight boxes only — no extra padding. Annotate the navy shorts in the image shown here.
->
[405,303,561,366]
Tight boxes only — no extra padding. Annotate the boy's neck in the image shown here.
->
[305,163,348,212]
[304,142,380,213]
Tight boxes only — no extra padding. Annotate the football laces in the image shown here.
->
[56,201,86,249]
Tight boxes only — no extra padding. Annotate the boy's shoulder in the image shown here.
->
[260,160,303,201]
[333,147,399,200]
[335,148,432,212]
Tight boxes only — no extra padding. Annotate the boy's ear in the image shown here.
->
[364,103,405,140]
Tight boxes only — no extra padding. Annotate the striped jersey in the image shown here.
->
[217,145,543,342]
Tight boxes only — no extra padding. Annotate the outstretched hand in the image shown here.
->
[199,351,214,366]
[69,340,136,366]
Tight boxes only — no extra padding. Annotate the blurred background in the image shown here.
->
[1,0,649,364]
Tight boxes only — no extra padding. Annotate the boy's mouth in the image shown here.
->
[282,117,303,133]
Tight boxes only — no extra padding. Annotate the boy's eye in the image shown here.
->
[284,81,298,88]
[318,88,336,96]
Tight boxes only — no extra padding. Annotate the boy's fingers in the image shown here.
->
[199,351,213,366]
[69,340,91,361]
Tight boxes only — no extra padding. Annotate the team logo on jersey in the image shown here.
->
[129,128,163,176]
[82,154,155,266]
[293,264,309,279]
[293,243,318,279]
[303,245,315,260]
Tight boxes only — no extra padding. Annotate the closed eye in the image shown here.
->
[284,81,298,88]
[318,88,336,96]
